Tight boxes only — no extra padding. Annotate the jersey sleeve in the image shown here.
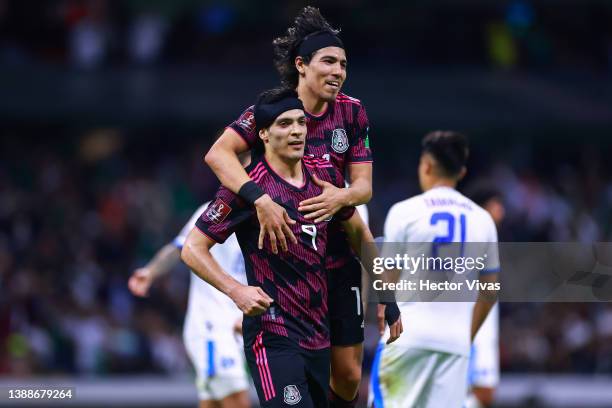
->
[194,187,253,244]
[347,103,373,164]
[227,105,258,148]
[173,202,210,249]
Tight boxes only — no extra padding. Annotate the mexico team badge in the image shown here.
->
[283,385,301,405]
[331,128,349,153]
[205,198,231,224]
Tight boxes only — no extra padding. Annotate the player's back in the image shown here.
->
[384,186,498,356]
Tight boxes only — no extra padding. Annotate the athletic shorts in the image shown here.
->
[328,255,364,346]
[370,343,469,408]
[244,331,330,407]
[183,328,249,401]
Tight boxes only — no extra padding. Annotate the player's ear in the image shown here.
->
[423,154,434,175]
[259,128,269,144]
[295,56,306,75]
[458,166,467,181]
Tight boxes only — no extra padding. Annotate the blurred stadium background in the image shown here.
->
[1,0,612,406]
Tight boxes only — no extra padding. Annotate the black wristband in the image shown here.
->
[382,302,401,326]
[238,180,265,204]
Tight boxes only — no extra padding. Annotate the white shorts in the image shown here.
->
[370,344,469,408]
[184,330,249,401]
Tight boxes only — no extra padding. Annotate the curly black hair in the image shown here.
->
[272,6,341,88]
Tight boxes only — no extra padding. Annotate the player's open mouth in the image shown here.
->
[288,140,304,148]
[325,81,340,89]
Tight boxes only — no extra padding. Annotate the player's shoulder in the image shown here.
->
[388,193,427,219]
[456,191,494,221]
[335,92,363,107]
[455,191,497,233]
[246,155,272,184]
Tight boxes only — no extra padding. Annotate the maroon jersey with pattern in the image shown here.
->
[228,92,372,181]
[228,92,371,270]
[195,156,355,350]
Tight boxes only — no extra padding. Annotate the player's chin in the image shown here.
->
[286,149,304,160]
[319,89,339,102]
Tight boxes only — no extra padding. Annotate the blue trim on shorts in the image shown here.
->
[371,343,384,408]
[207,340,215,377]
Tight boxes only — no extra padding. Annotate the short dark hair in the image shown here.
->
[421,131,469,177]
[272,6,341,88]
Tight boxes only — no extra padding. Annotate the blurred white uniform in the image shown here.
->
[173,203,249,401]
[370,186,499,408]
[465,304,500,408]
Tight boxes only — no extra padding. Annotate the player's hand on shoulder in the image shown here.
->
[254,194,297,254]
[128,267,153,297]
[299,174,346,223]
[229,285,274,317]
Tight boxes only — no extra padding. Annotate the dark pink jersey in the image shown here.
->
[228,92,372,183]
[228,93,372,270]
[195,156,355,350]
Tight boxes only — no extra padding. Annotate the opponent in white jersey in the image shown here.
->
[370,131,499,408]
[128,203,250,408]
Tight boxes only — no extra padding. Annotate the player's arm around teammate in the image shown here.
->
[181,231,273,317]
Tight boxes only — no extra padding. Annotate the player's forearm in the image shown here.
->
[345,163,372,206]
[471,300,495,341]
[181,240,243,297]
[205,138,251,195]
[146,243,181,280]
[471,274,498,340]
[342,177,372,207]
[342,213,374,258]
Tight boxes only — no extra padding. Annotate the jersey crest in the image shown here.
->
[283,385,302,405]
[331,128,349,153]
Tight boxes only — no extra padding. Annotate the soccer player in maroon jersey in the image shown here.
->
[203,7,401,406]
[182,88,390,407]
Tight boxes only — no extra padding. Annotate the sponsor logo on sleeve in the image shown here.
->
[237,110,255,132]
[205,198,232,224]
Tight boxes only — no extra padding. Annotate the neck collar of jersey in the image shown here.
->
[262,156,310,192]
